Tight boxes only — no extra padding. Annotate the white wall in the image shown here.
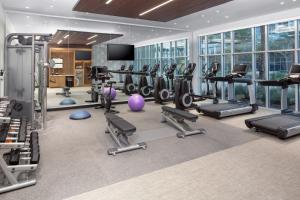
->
[0,2,6,97]
[0,2,6,69]
[0,3,15,97]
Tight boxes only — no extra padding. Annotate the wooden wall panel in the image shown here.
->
[73,0,232,22]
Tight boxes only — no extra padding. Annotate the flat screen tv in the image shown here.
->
[107,44,134,61]
[75,51,92,60]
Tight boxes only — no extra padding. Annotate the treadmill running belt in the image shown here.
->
[251,115,300,131]
[200,103,248,112]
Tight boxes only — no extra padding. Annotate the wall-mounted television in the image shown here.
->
[75,51,92,60]
[107,44,134,61]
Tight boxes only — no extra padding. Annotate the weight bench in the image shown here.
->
[161,106,206,138]
[105,113,147,156]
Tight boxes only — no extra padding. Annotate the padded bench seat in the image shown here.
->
[105,113,136,134]
[162,106,198,122]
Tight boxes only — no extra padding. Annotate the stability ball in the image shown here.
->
[104,87,117,100]
[60,98,76,105]
[128,94,145,112]
[69,110,91,120]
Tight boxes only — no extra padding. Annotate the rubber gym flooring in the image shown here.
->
[1,102,278,200]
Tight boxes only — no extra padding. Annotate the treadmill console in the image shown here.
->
[289,64,300,78]
[231,64,249,77]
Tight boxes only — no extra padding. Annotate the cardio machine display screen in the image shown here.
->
[290,65,300,74]
[233,64,248,74]
[107,44,135,61]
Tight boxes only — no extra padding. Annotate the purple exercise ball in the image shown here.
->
[104,87,117,100]
[128,94,145,112]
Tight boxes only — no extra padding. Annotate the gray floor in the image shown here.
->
[1,102,262,200]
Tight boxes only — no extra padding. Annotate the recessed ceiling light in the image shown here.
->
[26,16,30,19]
[50,5,54,8]
[86,40,97,45]
[207,20,210,23]
[173,22,177,25]
[87,34,98,40]
[225,15,229,19]
[64,34,69,39]
[201,14,205,18]
[139,0,174,16]
[186,25,190,28]
[25,6,30,9]
[151,29,154,32]
[280,1,285,5]
[106,0,113,4]
[57,40,63,45]
[216,10,220,13]
[292,0,296,2]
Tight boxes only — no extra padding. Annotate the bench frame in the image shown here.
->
[105,116,147,156]
[161,107,206,138]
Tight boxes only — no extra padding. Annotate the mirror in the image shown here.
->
[13,13,190,109]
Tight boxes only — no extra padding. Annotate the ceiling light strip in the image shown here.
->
[139,0,174,16]
[105,0,113,5]
[57,40,63,44]
[64,34,70,39]
[86,40,97,45]
[87,34,98,40]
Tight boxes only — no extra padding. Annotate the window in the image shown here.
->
[269,51,295,109]
[269,51,294,79]
[224,55,232,75]
[199,36,206,55]
[255,26,265,51]
[176,39,187,57]
[268,21,295,50]
[198,18,300,110]
[207,34,221,55]
[255,53,265,80]
[224,32,232,54]
[162,42,170,58]
[234,28,252,53]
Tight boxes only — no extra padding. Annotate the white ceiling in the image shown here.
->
[2,0,300,44]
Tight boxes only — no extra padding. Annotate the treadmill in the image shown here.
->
[197,64,258,119]
[245,64,300,139]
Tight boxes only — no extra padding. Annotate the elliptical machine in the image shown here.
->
[154,64,177,104]
[174,63,219,110]
[149,64,160,88]
[123,65,135,95]
[138,65,152,97]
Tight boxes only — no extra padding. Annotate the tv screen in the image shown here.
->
[107,44,134,61]
[75,51,91,60]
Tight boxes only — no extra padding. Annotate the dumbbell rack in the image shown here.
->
[0,98,40,193]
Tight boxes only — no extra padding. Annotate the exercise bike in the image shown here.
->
[153,64,177,104]
[174,62,220,110]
